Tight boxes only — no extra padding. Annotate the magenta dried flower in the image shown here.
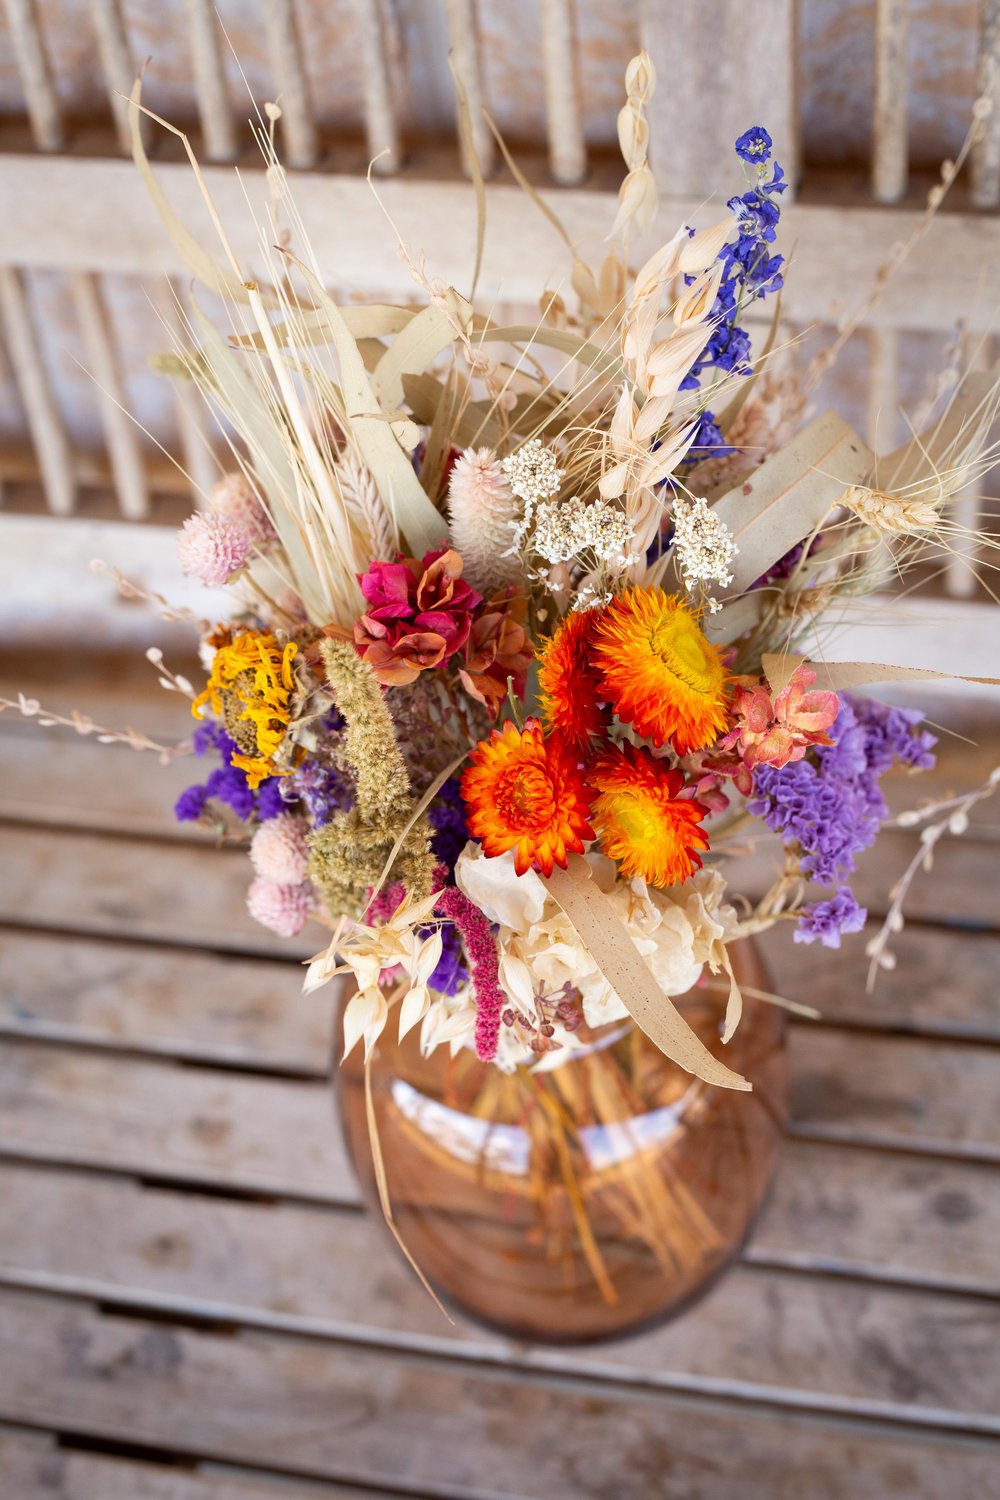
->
[435,885,504,1062]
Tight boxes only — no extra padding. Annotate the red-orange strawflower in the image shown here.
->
[588,742,710,887]
[461,718,595,877]
[591,587,730,754]
[537,607,609,754]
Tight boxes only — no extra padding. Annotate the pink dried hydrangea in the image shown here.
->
[247,875,313,937]
[209,472,276,546]
[177,512,252,587]
[249,813,310,885]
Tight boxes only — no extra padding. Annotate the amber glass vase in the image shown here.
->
[337,939,788,1345]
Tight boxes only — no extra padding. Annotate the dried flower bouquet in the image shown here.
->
[9,59,1000,1109]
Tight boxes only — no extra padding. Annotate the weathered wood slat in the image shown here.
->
[0,931,335,1068]
[153,279,219,502]
[540,0,587,185]
[88,0,141,156]
[0,1430,386,1500]
[0,1038,995,1284]
[1,921,997,1086]
[788,1028,1000,1160]
[2,1290,999,1500]
[758,923,1000,1042]
[1,1162,997,1433]
[0,1041,349,1200]
[971,0,1000,209]
[749,1142,1000,1297]
[0,825,295,959]
[1,153,998,334]
[4,823,997,977]
[1,1019,997,1205]
[445,0,494,177]
[0,735,212,839]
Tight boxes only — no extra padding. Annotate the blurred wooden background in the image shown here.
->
[0,0,997,655]
[1,4,999,1497]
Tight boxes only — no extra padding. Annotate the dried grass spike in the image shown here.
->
[844,485,940,535]
[338,450,399,562]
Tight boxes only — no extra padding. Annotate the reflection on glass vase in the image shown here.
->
[336,938,789,1345]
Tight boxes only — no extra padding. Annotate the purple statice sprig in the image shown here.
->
[174,717,291,827]
[750,696,937,947]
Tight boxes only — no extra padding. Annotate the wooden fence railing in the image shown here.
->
[0,0,996,609]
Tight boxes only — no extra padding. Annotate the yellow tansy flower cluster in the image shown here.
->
[192,630,297,789]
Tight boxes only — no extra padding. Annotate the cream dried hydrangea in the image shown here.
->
[453,843,739,1070]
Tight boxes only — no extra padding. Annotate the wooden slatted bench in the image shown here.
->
[0,657,998,1499]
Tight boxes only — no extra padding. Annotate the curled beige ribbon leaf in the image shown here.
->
[763,652,1000,700]
[545,860,751,1092]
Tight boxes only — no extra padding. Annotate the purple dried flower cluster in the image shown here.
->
[282,757,352,828]
[175,720,288,826]
[750,696,936,947]
[681,128,786,463]
[427,773,470,877]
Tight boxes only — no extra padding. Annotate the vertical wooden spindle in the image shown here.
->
[445,0,494,177]
[867,327,900,451]
[88,0,142,154]
[873,0,910,203]
[182,0,239,162]
[71,272,150,520]
[540,0,586,185]
[945,336,993,599]
[263,0,319,169]
[971,0,1000,208]
[3,0,64,151]
[350,0,401,173]
[154,280,219,504]
[0,267,75,514]
[639,0,800,199]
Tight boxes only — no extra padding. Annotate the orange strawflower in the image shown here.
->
[591,587,730,754]
[588,742,710,887]
[461,718,595,877]
[537,608,608,753]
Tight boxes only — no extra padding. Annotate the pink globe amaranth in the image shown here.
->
[249,813,310,885]
[176,511,252,587]
[246,875,313,937]
[209,472,276,546]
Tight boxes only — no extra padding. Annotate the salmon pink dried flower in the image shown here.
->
[719,665,838,789]
[458,589,534,718]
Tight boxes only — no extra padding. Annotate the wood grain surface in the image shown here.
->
[0,664,998,1495]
